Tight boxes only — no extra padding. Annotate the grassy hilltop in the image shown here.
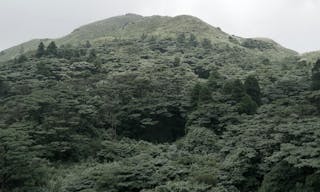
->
[0,13,296,62]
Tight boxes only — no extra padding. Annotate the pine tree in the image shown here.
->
[46,41,58,56]
[0,77,9,97]
[312,59,320,90]
[85,40,92,48]
[244,75,261,105]
[36,42,45,58]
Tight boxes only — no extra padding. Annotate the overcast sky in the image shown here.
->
[0,0,319,53]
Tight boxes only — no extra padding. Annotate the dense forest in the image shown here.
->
[1,14,320,192]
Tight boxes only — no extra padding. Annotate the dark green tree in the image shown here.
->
[191,82,211,106]
[194,66,210,79]
[191,83,202,107]
[87,49,97,62]
[222,79,258,114]
[46,41,58,56]
[14,54,28,63]
[207,70,223,90]
[36,61,52,77]
[177,33,186,44]
[244,75,261,105]
[198,84,211,103]
[173,57,181,67]
[188,33,198,47]
[201,38,212,49]
[259,161,307,192]
[0,127,48,192]
[36,42,45,58]
[0,77,9,97]
[140,33,147,41]
[312,59,320,90]
[223,79,246,101]
[85,40,92,48]
[238,94,258,115]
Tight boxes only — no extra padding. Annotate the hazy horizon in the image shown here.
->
[1,0,320,53]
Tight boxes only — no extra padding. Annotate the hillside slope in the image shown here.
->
[0,14,297,62]
[302,50,320,62]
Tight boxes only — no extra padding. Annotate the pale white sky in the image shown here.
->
[0,0,320,53]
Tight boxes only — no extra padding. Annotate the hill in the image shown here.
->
[302,50,320,62]
[0,14,297,62]
[1,14,320,192]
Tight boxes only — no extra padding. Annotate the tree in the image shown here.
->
[85,40,92,48]
[201,38,212,49]
[188,33,198,47]
[238,94,258,115]
[36,42,45,58]
[87,49,97,62]
[191,82,211,106]
[194,66,210,79]
[36,61,52,77]
[244,75,261,105]
[198,85,211,103]
[177,33,186,44]
[173,57,181,67]
[259,161,307,192]
[223,79,246,102]
[191,83,202,107]
[222,79,258,114]
[15,54,28,63]
[0,127,48,192]
[140,33,148,41]
[312,59,320,90]
[207,70,223,90]
[0,77,9,98]
[46,41,58,56]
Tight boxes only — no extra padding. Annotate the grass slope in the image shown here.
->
[0,14,297,62]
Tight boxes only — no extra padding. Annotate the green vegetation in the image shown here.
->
[244,75,262,105]
[0,14,319,192]
[36,42,46,58]
[311,59,320,90]
[46,41,58,56]
[0,14,296,62]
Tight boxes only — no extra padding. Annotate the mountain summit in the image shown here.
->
[0,14,296,62]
